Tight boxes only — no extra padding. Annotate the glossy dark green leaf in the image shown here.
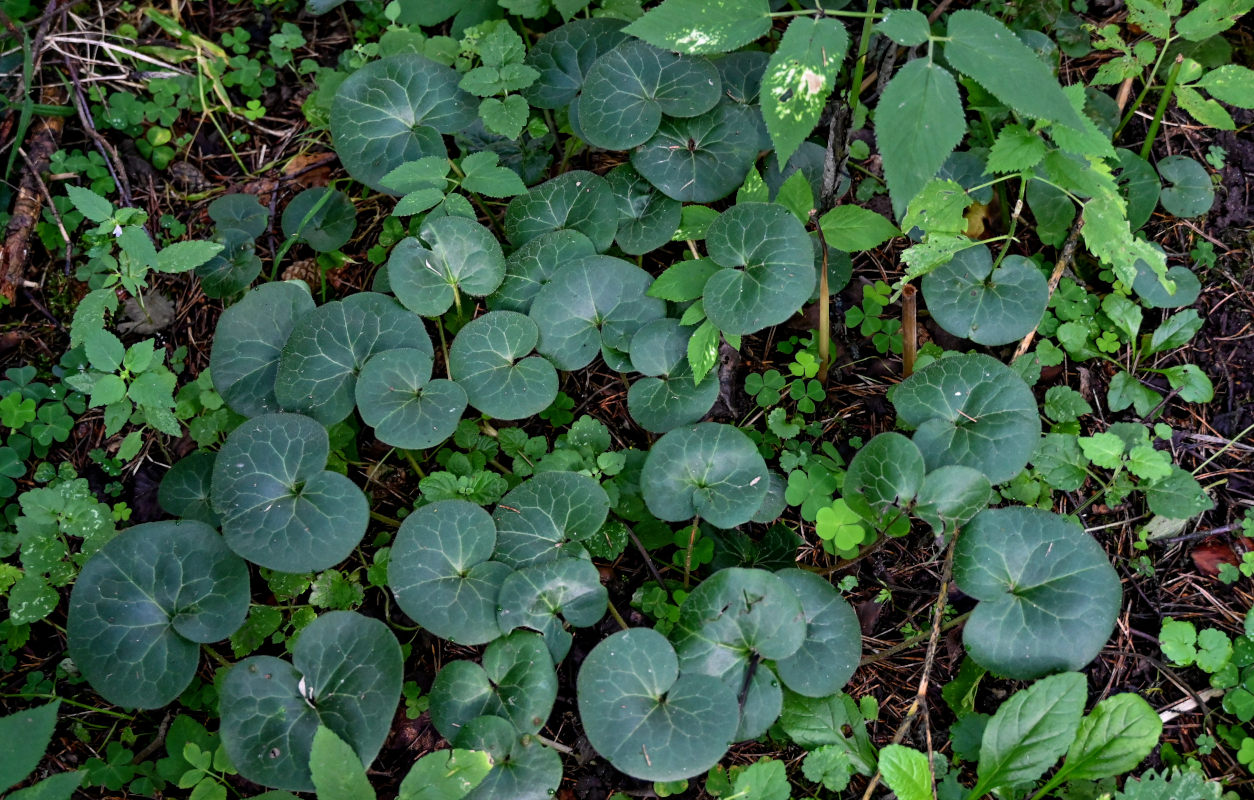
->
[355,349,467,450]
[893,353,1040,484]
[209,193,269,238]
[210,281,315,417]
[955,507,1121,679]
[577,40,721,150]
[448,311,558,420]
[281,188,357,253]
[274,292,431,425]
[913,465,991,535]
[504,170,617,252]
[453,717,563,800]
[842,432,925,526]
[641,422,769,528]
[577,628,739,781]
[211,413,369,572]
[487,230,596,314]
[702,203,815,336]
[196,228,263,299]
[522,18,628,109]
[330,54,477,193]
[429,631,557,739]
[388,500,509,646]
[492,471,610,568]
[68,521,249,709]
[1157,154,1215,218]
[922,245,1049,346]
[627,370,719,433]
[631,103,761,203]
[530,255,665,370]
[220,612,403,791]
[496,556,607,662]
[772,569,861,698]
[1060,693,1162,781]
[157,452,220,526]
[389,216,505,317]
[606,164,682,255]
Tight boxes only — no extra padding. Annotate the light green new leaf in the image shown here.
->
[447,311,558,420]
[1197,64,1254,107]
[875,58,965,216]
[623,0,770,54]
[974,672,1087,794]
[1059,693,1162,781]
[1175,0,1254,41]
[986,123,1047,173]
[641,422,768,528]
[397,749,491,800]
[66,184,113,222]
[492,471,610,568]
[762,17,849,168]
[686,319,720,384]
[310,727,375,800]
[156,240,224,274]
[647,259,719,303]
[818,205,900,252]
[878,745,933,800]
[876,9,930,46]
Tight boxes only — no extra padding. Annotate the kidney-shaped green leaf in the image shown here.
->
[1132,262,1200,309]
[914,464,991,536]
[158,451,220,526]
[355,349,467,450]
[772,568,861,698]
[922,245,1049,346]
[275,292,431,425]
[523,18,628,109]
[643,422,769,528]
[1157,154,1214,218]
[330,54,477,193]
[388,500,509,646]
[487,230,596,314]
[627,316,719,433]
[211,413,369,572]
[702,202,816,335]
[492,471,610,568]
[496,556,608,662]
[281,188,357,253]
[389,216,505,317]
[454,716,563,800]
[211,281,315,417]
[842,432,925,527]
[504,170,617,252]
[578,627,739,781]
[631,103,761,203]
[220,611,403,792]
[577,39,722,150]
[448,311,558,420]
[68,520,249,709]
[607,163,682,256]
[893,353,1040,484]
[954,507,1121,680]
[530,255,666,370]
[429,631,557,740]
[209,192,269,238]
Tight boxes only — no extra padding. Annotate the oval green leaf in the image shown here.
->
[389,216,506,317]
[641,422,768,528]
[921,245,1049,346]
[210,281,316,417]
[631,103,761,202]
[448,310,558,420]
[842,431,925,527]
[496,556,608,662]
[492,471,610,568]
[281,188,357,253]
[1157,154,1214,218]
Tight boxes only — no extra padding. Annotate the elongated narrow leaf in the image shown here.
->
[623,0,771,54]
[762,17,849,169]
[876,58,965,216]
[975,672,1087,792]
[1060,693,1162,781]
[878,745,933,800]
[310,727,375,800]
[0,701,62,795]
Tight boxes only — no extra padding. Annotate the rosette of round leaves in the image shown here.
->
[429,631,558,741]
[954,507,1121,680]
[772,569,862,698]
[892,353,1040,484]
[606,164,682,256]
[921,244,1049,346]
[530,255,666,371]
[453,716,563,800]
[671,568,807,739]
[210,281,315,417]
[487,230,596,314]
[330,53,477,193]
[504,170,617,252]
[631,103,762,202]
[211,413,369,573]
[701,203,816,336]
[388,215,506,317]
[491,471,610,568]
[355,348,467,450]
[576,39,722,151]
[67,520,249,709]
[157,451,220,526]
[577,627,740,781]
[626,318,719,432]
[447,310,558,420]
[496,556,608,662]
[388,500,510,646]
[280,187,357,253]
[274,292,432,425]
[522,18,628,110]
[220,611,402,792]
[642,422,769,529]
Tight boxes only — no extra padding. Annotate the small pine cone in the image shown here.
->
[282,259,321,284]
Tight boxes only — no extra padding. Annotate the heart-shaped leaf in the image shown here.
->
[210,281,315,417]
[487,230,596,314]
[429,631,557,740]
[355,349,467,450]
[275,292,432,425]
[954,507,1122,679]
[492,471,610,568]
[1115,148,1160,231]
[196,229,263,299]
[388,499,509,646]
[921,245,1049,346]
[496,556,608,662]
[212,413,369,572]
[606,164,682,255]
[893,353,1040,484]
[68,520,249,709]
[1157,154,1214,218]
[388,216,506,317]
[523,18,628,109]
[330,54,477,193]
[641,422,768,528]
[702,202,816,336]
[504,170,617,252]
[673,567,806,739]
[577,39,722,150]
[209,193,270,238]
[631,103,761,202]
[281,188,357,253]
[578,627,739,781]
[220,611,403,791]
[452,716,563,800]
[627,319,719,432]
[530,255,666,370]
[913,465,991,535]
[772,569,861,698]
[1132,262,1200,309]
[448,311,558,420]
[842,432,925,527]
[157,452,220,526]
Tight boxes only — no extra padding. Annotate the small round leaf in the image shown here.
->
[448,311,559,420]
[913,465,992,535]
[487,230,596,314]
[1157,154,1214,218]
[492,471,610,568]
[429,631,557,740]
[210,281,315,417]
[843,432,925,526]
[209,193,269,238]
[922,245,1049,346]
[1132,262,1201,309]
[281,188,357,253]
[641,422,769,528]
[455,717,563,800]
[355,349,466,450]
[389,216,506,317]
